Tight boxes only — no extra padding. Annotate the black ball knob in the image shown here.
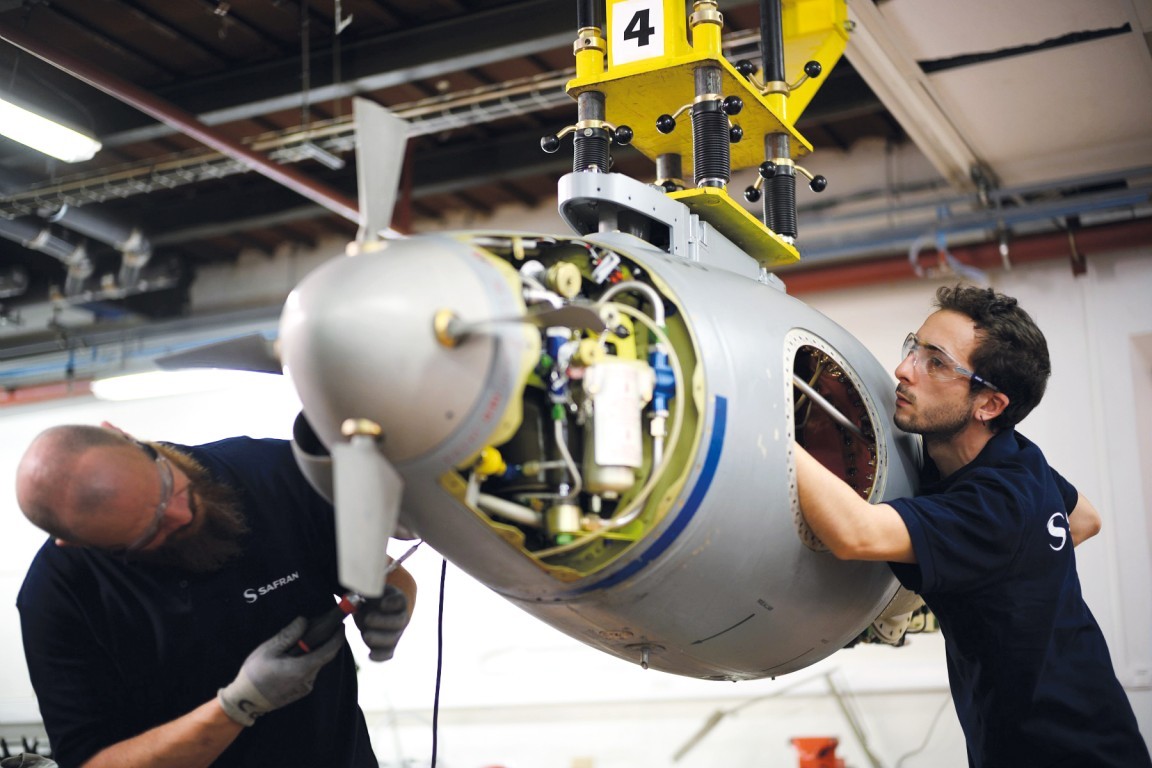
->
[722,95,743,115]
[540,135,561,153]
[758,161,777,179]
[735,59,757,78]
[729,125,743,143]
[744,186,762,203]
[804,60,823,79]
[656,114,676,134]
[613,125,634,146]
[661,181,679,193]
[809,174,828,193]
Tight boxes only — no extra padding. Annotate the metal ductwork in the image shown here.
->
[0,265,30,300]
[38,203,153,288]
[0,21,360,310]
[0,217,91,296]
[0,214,180,306]
[0,165,158,298]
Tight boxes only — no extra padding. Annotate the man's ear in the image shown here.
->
[976,391,1009,424]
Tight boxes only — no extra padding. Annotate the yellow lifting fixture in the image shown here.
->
[562,0,850,268]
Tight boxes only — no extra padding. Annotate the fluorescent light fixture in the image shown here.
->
[0,95,102,162]
[91,369,282,401]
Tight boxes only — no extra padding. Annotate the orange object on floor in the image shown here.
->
[790,736,845,768]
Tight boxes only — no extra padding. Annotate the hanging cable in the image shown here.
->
[894,695,952,767]
[430,558,447,768]
[298,2,311,132]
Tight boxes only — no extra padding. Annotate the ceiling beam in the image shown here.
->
[844,0,985,192]
[0,22,361,223]
[98,0,764,147]
[104,0,577,146]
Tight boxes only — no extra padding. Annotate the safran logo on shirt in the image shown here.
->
[243,571,300,603]
[1047,512,1069,551]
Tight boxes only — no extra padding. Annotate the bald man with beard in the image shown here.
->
[16,424,416,768]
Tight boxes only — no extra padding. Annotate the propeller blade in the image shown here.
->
[354,97,409,242]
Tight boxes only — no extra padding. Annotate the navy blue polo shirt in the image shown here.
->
[889,430,1150,767]
[18,437,378,768]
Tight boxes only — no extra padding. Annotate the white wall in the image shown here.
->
[1,245,1149,767]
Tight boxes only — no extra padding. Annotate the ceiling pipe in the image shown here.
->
[0,216,182,304]
[0,266,30,299]
[780,216,1152,295]
[0,168,161,294]
[0,23,360,224]
[0,217,92,296]
[38,203,153,288]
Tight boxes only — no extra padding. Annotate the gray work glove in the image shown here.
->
[353,585,410,662]
[217,616,343,726]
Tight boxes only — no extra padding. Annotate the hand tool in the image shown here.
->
[288,540,421,655]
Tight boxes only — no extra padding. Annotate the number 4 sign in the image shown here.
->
[611,0,665,66]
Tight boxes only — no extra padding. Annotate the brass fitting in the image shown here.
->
[341,418,383,439]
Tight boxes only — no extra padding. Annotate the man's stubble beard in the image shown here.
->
[894,385,976,445]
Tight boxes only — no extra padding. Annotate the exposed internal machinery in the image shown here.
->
[277,0,927,680]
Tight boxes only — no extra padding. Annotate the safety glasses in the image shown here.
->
[122,441,176,552]
[901,333,999,391]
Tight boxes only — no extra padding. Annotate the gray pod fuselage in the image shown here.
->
[280,229,919,680]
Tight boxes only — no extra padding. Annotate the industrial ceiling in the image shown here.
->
[0,0,1150,391]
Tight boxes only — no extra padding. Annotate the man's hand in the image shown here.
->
[217,616,343,726]
[353,585,410,662]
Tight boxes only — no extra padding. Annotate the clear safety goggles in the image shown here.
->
[901,333,999,391]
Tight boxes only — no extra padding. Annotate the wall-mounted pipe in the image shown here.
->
[0,23,360,224]
[796,182,1151,266]
[781,216,1152,295]
[907,229,988,284]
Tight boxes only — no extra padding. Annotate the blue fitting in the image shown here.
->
[649,345,675,413]
[546,329,569,400]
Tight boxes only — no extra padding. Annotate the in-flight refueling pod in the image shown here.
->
[277,0,925,681]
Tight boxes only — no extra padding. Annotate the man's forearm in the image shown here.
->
[1069,492,1102,547]
[795,444,916,563]
[81,699,243,768]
